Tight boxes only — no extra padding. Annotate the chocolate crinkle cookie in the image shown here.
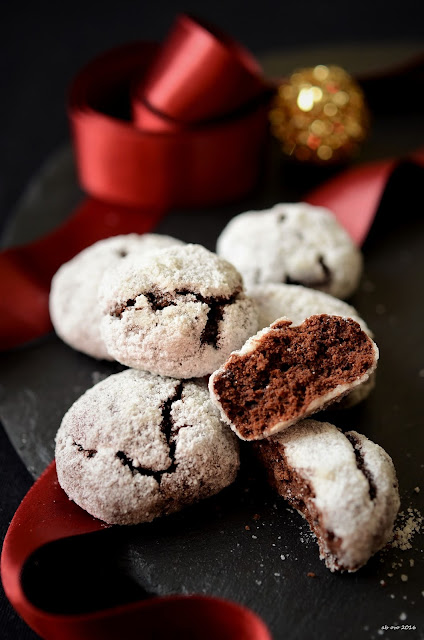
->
[255,419,400,572]
[217,203,362,299]
[55,369,240,525]
[99,243,258,378]
[209,314,378,440]
[49,233,184,360]
[249,283,376,408]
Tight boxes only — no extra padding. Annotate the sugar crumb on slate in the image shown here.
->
[391,507,423,550]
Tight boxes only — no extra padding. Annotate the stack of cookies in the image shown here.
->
[50,203,399,573]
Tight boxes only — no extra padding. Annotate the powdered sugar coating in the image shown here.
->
[249,283,375,407]
[217,203,363,299]
[55,369,240,525]
[99,244,259,378]
[267,419,400,571]
[209,316,379,440]
[49,233,184,359]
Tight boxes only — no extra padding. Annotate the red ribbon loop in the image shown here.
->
[69,14,271,209]
[1,463,271,640]
[133,14,265,129]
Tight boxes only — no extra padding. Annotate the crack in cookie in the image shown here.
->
[345,432,377,501]
[115,383,186,484]
[284,255,332,289]
[116,450,164,483]
[73,442,97,458]
[113,288,240,349]
[160,382,183,471]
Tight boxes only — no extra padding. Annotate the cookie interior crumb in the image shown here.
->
[212,315,376,439]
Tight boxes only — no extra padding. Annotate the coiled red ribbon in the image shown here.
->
[1,13,424,640]
[1,463,271,640]
[70,17,270,209]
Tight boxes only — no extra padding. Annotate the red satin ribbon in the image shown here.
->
[70,19,270,208]
[306,149,424,245]
[133,14,265,130]
[1,463,271,640]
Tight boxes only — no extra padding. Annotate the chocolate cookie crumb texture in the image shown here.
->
[99,244,258,378]
[210,314,378,441]
[55,369,240,525]
[217,203,363,299]
[255,420,400,572]
[248,282,376,408]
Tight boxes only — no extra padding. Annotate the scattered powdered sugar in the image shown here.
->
[391,507,423,550]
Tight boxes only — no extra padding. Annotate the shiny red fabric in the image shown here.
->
[1,462,271,640]
[306,149,424,245]
[69,32,270,208]
[133,14,266,130]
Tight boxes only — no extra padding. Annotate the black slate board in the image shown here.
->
[1,51,424,639]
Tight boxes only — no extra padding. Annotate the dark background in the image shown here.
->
[1,2,424,638]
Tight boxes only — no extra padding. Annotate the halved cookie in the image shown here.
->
[209,314,378,440]
[255,419,400,572]
[248,283,376,408]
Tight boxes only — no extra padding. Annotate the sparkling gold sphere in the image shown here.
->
[270,65,369,164]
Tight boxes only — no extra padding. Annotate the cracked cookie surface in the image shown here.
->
[217,202,362,299]
[209,314,378,440]
[99,244,259,378]
[255,419,400,572]
[49,233,184,360]
[248,283,375,407]
[55,369,240,525]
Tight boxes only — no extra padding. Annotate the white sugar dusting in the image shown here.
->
[391,508,423,550]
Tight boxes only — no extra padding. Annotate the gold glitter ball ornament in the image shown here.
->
[270,65,369,164]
